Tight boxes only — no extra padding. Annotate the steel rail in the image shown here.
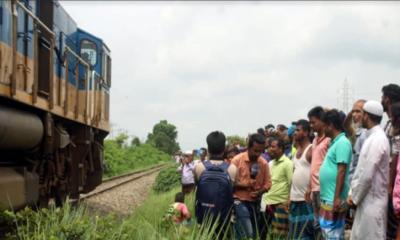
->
[102,163,167,183]
[80,164,166,200]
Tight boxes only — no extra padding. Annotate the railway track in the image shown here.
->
[80,164,167,201]
[0,164,168,237]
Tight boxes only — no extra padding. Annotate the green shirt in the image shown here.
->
[263,155,293,205]
[319,132,352,202]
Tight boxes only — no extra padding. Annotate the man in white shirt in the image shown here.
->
[180,150,195,194]
[349,100,390,240]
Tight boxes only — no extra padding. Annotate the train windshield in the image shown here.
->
[80,39,97,66]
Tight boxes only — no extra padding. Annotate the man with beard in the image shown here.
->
[345,100,367,231]
[349,100,390,240]
[348,100,367,183]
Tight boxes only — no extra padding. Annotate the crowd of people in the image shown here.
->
[171,83,400,240]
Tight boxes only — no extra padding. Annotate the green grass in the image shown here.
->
[0,202,127,240]
[104,141,172,178]
[1,188,230,240]
[125,187,232,240]
[127,187,305,240]
[1,186,303,240]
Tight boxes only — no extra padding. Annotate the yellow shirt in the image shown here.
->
[263,155,293,205]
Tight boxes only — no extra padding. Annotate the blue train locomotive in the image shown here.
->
[0,0,111,209]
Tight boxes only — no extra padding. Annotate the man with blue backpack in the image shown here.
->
[194,131,237,239]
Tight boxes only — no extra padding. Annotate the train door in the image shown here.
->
[36,0,53,97]
[0,2,12,86]
[14,0,30,91]
[22,1,35,93]
[102,46,111,122]
[77,30,102,123]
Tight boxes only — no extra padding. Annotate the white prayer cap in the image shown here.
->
[184,150,193,155]
[363,100,384,117]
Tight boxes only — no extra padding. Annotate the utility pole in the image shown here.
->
[338,78,353,113]
[343,78,349,112]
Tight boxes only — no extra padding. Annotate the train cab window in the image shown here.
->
[80,40,97,66]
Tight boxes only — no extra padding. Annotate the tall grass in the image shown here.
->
[124,188,195,239]
[1,187,306,240]
[0,190,218,240]
[127,188,307,240]
[0,202,126,240]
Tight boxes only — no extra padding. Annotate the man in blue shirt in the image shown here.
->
[319,109,352,239]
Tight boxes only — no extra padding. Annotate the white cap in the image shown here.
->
[184,150,193,155]
[363,100,384,117]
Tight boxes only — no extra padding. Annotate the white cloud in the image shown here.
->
[61,1,400,150]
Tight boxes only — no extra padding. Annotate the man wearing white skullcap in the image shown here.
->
[349,100,390,240]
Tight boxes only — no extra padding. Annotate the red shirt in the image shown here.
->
[173,202,190,223]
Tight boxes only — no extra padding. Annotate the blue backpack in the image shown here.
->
[195,160,233,225]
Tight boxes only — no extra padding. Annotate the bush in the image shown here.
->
[104,141,172,178]
[152,165,181,193]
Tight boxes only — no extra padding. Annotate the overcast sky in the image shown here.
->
[61,1,400,151]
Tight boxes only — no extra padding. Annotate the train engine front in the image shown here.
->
[0,0,111,209]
